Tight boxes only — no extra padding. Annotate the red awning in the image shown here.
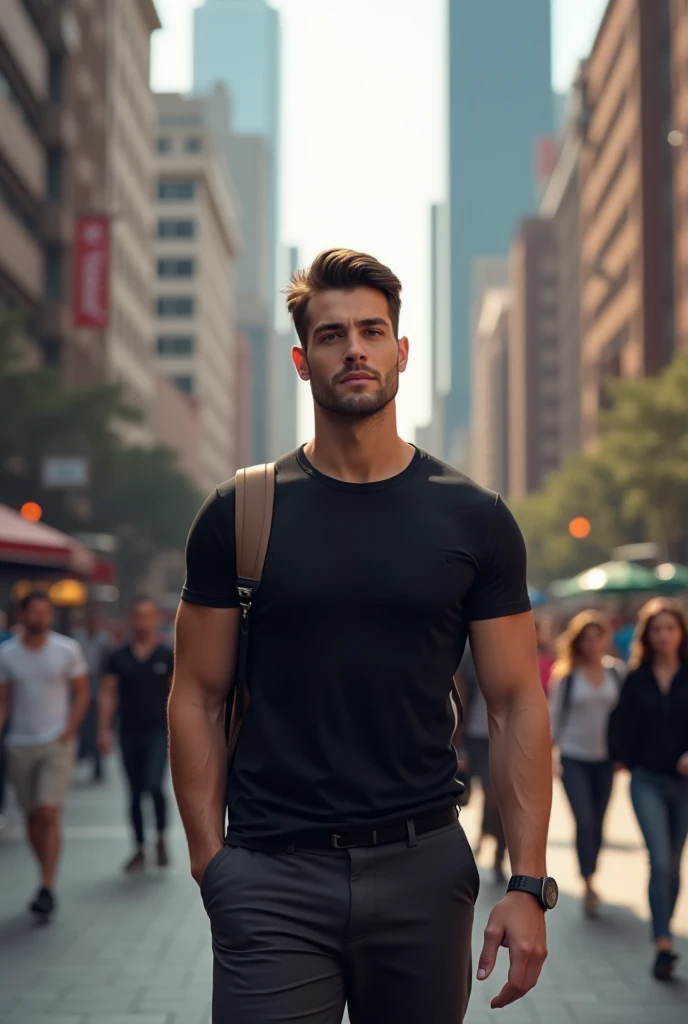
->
[0,504,95,576]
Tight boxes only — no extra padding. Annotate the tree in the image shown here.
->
[0,315,202,602]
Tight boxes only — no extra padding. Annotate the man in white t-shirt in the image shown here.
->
[0,591,89,919]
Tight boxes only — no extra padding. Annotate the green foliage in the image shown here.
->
[0,315,202,603]
[513,353,688,586]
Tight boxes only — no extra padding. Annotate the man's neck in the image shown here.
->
[306,405,414,484]
[132,635,156,653]
[22,630,50,651]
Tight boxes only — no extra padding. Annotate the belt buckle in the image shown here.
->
[332,830,377,849]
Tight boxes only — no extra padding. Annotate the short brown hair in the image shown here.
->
[285,248,402,347]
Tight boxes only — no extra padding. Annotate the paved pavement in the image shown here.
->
[0,759,686,1024]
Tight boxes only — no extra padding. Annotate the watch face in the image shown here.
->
[542,877,559,910]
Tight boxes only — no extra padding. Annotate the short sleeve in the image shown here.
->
[104,649,120,676]
[67,641,88,680]
[0,649,8,685]
[181,483,238,608]
[463,496,531,622]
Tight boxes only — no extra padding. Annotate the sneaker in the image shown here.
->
[584,890,600,917]
[653,950,678,981]
[123,849,145,874]
[156,836,170,868]
[29,887,55,918]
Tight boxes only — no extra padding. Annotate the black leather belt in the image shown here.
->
[292,806,458,851]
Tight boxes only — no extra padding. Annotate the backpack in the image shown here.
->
[554,664,623,744]
[226,461,464,760]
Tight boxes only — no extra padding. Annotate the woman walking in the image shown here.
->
[550,612,623,916]
[608,599,688,981]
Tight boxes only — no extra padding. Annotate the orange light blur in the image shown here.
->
[568,516,591,540]
[20,502,43,523]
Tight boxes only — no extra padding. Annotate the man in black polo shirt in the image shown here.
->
[99,598,173,872]
[170,249,555,1023]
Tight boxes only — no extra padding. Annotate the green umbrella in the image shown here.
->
[550,561,658,599]
[654,563,688,591]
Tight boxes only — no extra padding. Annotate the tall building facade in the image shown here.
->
[580,0,675,447]
[154,91,241,492]
[508,218,559,498]
[671,0,688,346]
[104,0,160,440]
[539,66,586,459]
[447,0,553,463]
[267,245,299,461]
[0,0,49,347]
[417,202,452,460]
[471,287,511,495]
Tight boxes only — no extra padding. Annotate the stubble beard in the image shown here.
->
[309,365,400,420]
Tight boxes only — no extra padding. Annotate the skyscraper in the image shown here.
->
[193,0,280,305]
[447,0,552,464]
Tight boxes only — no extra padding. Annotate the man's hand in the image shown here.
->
[477,892,548,1009]
[191,841,224,888]
[57,728,74,745]
[677,752,688,777]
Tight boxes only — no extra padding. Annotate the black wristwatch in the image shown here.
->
[507,875,559,911]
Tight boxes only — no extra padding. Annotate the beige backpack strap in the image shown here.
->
[227,462,275,762]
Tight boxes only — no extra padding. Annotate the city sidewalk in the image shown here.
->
[0,761,686,1024]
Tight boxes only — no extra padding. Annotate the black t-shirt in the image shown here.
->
[106,644,174,733]
[608,662,688,776]
[182,447,530,848]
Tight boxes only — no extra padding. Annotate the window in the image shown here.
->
[157,258,195,278]
[49,53,64,104]
[158,218,195,239]
[0,71,38,133]
[185,137,202,153]
[156,297,194,316]
[45,246,63,300]
[172,374,195,395]
[157,179,195,200]
[157,335,194,356]
[157,137,172,153]
[47,148,63,202]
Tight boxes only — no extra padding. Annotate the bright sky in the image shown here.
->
[152,0,608,442]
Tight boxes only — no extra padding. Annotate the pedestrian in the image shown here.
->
[536,618,556,696]
[549,611,624,917]
[98,597,173,873]
[170,249,555,1023]
[0,610,13,830]
[73,607,112,783]
[456,646,508,884]
[608,598,688,981]
[0,591,89,919]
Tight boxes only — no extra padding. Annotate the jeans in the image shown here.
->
[79,698,103,780]
[120,728,168,847]
[630,768,688,941]
[561,757,614,879]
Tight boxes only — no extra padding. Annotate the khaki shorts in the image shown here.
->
[8,738,77,813]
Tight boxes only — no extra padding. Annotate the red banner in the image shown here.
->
[73,216,110,328]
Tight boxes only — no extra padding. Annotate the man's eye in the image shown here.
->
[364,329,381,337]
[322,333,338,342]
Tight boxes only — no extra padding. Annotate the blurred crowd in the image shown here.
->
[0,593,687,983]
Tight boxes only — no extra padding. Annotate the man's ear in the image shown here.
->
[397,336,409,374]
[292,345,310,380]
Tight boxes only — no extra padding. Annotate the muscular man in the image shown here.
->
[170,249,555,1022]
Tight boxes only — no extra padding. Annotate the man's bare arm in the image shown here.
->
[469,611,551,1009]
[0,683,8,732]
[62,674,90,742]
[168,601,239,885]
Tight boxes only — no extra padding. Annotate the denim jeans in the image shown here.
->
[560,757,614,879]
[120,728,169,846]
[630,768,688,940]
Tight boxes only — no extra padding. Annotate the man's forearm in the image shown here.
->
[168,683,227,877]
[488,692,552,876]
[65,682,89,737]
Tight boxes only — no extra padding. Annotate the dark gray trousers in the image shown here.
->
[201,816,480,1023]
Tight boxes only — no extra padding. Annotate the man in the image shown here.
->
[170,249,555,1023]
[0,591,89,918]
[99,597,173,872]
[73,607,111,783]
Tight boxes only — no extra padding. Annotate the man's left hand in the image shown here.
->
[58,728,74,745]
[477,891,548,1009]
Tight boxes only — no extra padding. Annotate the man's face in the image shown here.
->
[292,287,408,419]
[23,597,54,635]
[130,600,159,640]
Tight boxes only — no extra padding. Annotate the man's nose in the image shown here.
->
[343,330,367,362]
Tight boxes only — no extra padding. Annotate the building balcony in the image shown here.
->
[0,96,45,201]
[0,202,43,303]
[2,0,47,101]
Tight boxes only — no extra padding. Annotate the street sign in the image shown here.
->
[42,456,90,489]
